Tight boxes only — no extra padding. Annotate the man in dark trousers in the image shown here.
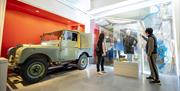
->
[142,28,161,84]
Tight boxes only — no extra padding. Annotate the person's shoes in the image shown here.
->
[102,71,106,73]
[146,76,153,79]
[97,72,103,75]
[119,55,125,58]
[149,80,161,85]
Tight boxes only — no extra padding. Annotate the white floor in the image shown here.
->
[7,65,180,91]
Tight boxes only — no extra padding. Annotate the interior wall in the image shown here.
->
[19,0,91,33]
[0,0,6,56]
[0,0,86,57]
[1,9,68,57]
[90,20,99,63]
[69,25,85,32]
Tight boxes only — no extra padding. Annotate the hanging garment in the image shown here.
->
[123,36,137,54]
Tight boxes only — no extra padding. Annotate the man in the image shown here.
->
[142,28,161,84]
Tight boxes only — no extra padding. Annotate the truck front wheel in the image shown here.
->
[77,54,88,70]
[20,56,48,84]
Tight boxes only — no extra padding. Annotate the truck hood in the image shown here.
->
[8,43,59,64]
[22,40,60,47]
[8,40,59,58]
[11,44,58,56]
[22,44,56,48]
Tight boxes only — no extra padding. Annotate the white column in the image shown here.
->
[85,18,91,33]
[172,0,180,76]
[0,0,7,56]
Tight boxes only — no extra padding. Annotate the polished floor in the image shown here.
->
[8,65,180,91]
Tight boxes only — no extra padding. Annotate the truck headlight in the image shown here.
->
[41,42,47,45]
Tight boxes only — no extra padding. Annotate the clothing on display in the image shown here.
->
[123,35,137,54]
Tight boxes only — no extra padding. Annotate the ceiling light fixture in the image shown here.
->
[35,10,39,13]
[88,0,144,14]
[91,0,171,19]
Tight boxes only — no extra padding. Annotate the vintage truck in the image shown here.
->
[8,30,92,83]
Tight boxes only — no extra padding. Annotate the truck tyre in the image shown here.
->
[20,56,48,84]
[77,54,88,70]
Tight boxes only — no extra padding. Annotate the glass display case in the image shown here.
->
[112,27,141,78]
[113,23,142,64]
[112,3,177,76]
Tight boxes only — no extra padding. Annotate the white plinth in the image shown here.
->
[114,61,139,78]
[0,57,8,91]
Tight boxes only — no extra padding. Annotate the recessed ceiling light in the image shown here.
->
[35,10,39,13]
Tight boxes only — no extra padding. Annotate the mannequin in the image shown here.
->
[123,29,137,61]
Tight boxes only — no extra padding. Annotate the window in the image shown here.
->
[72,33,78,41]
[63,31,72,40]
[63,31,78,41]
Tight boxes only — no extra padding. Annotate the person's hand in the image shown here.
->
[140,33,143,37]
[102,52,106,56]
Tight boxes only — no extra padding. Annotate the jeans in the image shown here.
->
[97,55,105,72]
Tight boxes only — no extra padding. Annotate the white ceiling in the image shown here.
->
[59,0,91,11]
[91,0,149,30]
[59,0,151,20]
[20,0,171,29]
[108,7,150,20]
[62,0,128,11]
[91,0,127,9]
[89,0,170,19]
[91,0,171,31]
[94,7,150,28]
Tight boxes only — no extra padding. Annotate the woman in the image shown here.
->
[96,32,106,75]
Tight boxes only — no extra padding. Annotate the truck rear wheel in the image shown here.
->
[77,54,88,70]
[20,56,48,84]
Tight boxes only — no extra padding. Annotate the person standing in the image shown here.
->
[96,32,106,75]
[142,28,161,84]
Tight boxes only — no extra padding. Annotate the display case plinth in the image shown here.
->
[114,61,139,78]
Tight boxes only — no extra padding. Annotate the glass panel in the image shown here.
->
[142,3,176,75]
[63,31,72,40]
[72,33,78,41]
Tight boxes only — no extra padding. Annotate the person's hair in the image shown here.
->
[145,28,153,34]
[98,33,105,42]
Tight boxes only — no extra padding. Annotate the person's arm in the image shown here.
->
[141,35,148,41]
[133,37,138,46]
[102,42,107,55]
[148,37,154,56]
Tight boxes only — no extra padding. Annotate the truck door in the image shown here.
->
[60,31,79,61]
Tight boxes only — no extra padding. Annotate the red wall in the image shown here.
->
[90,20,99,57]
[1,9,68,57]
[90,20,99,63]
[70,25,85,32]
[1,0,84,57]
